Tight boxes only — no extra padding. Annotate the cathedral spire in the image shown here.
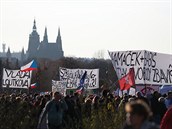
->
[6,47,11,59]
[21,47,25,63]
[58,27,61,37]
[56,27,62,50]
[44,27,47,37]
[33,19,37,31]
[43,27,48,43]
[22,47,25,53]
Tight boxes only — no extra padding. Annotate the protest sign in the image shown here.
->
[59,67,99,89]
[52,80,66,96]
[109,50,172,85]
[2,68,32,88]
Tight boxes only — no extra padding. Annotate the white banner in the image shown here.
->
[2,68,32,89]
[136,85,160,96]
[59,67,99,89]
[114,87,136,97]
[109,50,172,85]
[52,80,66,96]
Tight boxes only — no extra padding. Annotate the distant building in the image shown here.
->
[0,44,23,62]
[27,19,64,60]
[0,19,64,61]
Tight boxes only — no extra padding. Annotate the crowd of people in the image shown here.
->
[0,89,172,129]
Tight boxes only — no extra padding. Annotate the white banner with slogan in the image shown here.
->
[2,68,32,89]
[52,80,66,96]
[109,50,172,85]
[59,67,99,89]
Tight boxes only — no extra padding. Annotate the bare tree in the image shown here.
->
[93,49,105,59]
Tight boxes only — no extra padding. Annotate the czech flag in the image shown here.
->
[20,60,37,72]
[76,86,84,94]
[31,83,37,89]
[76,71,87,94]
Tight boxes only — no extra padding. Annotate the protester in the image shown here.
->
[122,100,160,129]
[150,91,162,124]
[0,89,168,129]
[160,105,172,129]
[158,97,167,120]
[37,92,68,129]
[165,91,172,108]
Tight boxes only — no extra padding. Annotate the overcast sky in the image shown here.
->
[0,0,172,58]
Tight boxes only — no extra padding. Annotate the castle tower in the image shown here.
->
[27,19,40,59]
[56,27,64,58]
[21,47,25,63]
[2,43,6,53]
[6,47,11,59]
[43,27,48,43]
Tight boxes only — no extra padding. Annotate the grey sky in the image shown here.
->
[0,0,171,58]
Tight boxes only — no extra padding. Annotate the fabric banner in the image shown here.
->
[109,50,172,85]
[59,67,99,89]
[52,80,66,96]
[136,85,160,96]
[2,68,32,89]
[119,68,135,90]
[20,60,37,72]
[114,87,136,97]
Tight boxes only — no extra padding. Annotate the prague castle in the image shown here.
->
[0,20,64,61]
[28,20,64,60]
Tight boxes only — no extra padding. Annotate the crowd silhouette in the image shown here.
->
[0,89,172,129]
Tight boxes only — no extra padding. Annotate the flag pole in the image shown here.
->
[144,84,147,96]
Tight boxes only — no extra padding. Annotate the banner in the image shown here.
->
[59,67,99,89]
[136,85,160,96]
[52,80,66,96]
[2,68,32,89]
[109,50,172,85]
[114,87,136,97]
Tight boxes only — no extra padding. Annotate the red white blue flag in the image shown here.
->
[76,71,87,94]
[20,60,37,72]
[31,83,37,89]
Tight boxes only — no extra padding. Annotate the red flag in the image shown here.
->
[119,68,135,91]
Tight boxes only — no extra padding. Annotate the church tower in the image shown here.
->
[43,27,48,43]
[37,27,49,58]
[27,19,40,59]
[21,48,25,64]
[6,47,11,60]
[56,27,64,58]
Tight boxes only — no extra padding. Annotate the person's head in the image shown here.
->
[136,91,142,98]
[153,91,160,98]
[125,100,152,128]
[92,95,100,104]
[158,97,165,103]
[128,97,135,102]
[53,92,62,101]
[167,91,172,98]
[102,89,109,98]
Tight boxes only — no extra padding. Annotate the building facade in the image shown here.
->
[27,20,64,60]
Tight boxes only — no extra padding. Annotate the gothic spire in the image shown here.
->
[22,47,25,54]
[58,27,61,37]
[56,27,62,50]
[44,27,47,37]
[7,47,11,53]
[43,27,48,43]
[6,47,11,58]
[33,19,37,31]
